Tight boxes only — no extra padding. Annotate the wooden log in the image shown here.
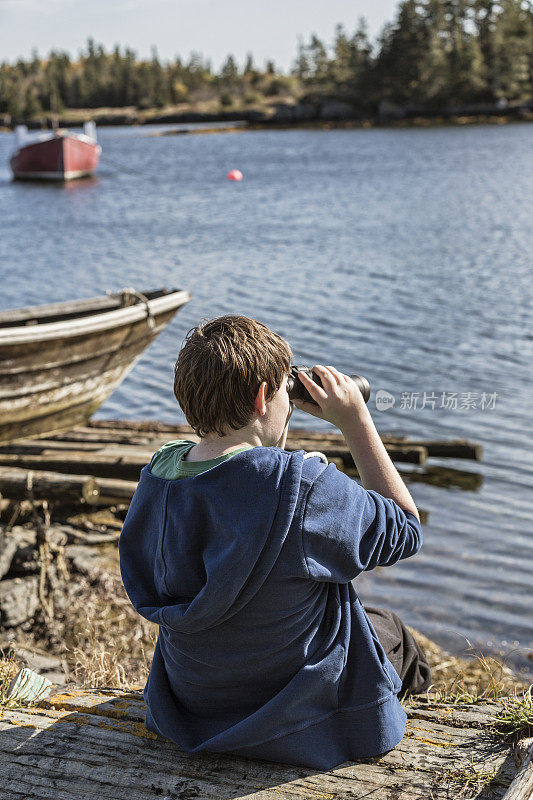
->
[88,419,190,434]
[0,467,135,507]
[0,689,518,799]
[287,441,428,465]
[0,442,429,478]
[50,427,171,446]
[90,476,137,505]
[0,440,106,454]
[385,438,483,461]
[0,466,97,504]
[0,452,148,482]
[407,465,483,491]
[288,431,481,460]
[503,739,533,800]
[84,421,481,460]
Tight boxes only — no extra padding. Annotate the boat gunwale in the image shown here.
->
[11,131,100,154]
[0,290,191,345]
[0,288,177,326]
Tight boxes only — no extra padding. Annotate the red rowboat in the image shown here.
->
[10,121,101,181]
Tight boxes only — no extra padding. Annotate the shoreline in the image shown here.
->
[0,513,527,697]
[2,102,532,134]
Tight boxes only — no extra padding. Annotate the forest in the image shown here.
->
[0,0,531,120]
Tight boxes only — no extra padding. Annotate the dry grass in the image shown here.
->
[5,547,528,698]
[8,564,157,690]
[436,758,512,798]
[406,627,526,704]
[63,571,158,689]
[0,651,23,708]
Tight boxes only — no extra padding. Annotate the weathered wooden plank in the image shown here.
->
[287,442,428,465]
[503,739,533,800]
[0,439,109,453]
[0,688,517,800]
[0,452,149,482]
[0,294,121,328]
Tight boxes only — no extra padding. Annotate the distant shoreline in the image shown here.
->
[1,101,532,134]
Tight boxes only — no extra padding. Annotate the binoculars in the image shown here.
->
[287,365,370,406]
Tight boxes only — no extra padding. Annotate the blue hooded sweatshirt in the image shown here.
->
[118,446,423,770]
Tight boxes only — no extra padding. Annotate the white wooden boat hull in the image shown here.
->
[0,288,191,443]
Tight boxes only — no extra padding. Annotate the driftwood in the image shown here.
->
[0,421,483,523]
[0,467,97,504]
[0,688,519,799]
[0,422,484,493]
[504,738,533,800]
[0,444,427,477]
[86,419,483,460]
[0,575,39,626]
[0,467,136,506]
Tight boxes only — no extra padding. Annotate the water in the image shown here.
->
[1,122,532,678]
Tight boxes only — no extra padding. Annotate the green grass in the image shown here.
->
[490,684,533,740]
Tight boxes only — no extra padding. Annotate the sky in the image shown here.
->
[0,0,400,70]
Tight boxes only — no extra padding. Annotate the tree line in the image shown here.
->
[1,0,531,120]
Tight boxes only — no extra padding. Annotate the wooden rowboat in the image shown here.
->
[0,288,191,444]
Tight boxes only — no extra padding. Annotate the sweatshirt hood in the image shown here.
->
[119,447,304,633]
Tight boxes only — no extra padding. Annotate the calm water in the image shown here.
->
[1,122,532,678]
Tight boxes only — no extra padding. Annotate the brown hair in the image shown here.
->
[174,315,293,438]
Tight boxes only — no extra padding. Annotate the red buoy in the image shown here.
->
[226,169,243,181]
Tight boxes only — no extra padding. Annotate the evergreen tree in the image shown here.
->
[374,1,428,105]
[292,36,311,81]
[220,54,239,84]
[307,34,329,83]
[150,46,170,107]
[493,0,533,101]
[1,2,530,122]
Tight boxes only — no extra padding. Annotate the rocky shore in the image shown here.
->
[2,98,533,132]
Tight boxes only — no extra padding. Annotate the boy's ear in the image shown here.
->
[254,381,268,416]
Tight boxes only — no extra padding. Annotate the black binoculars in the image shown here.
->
[286,365,370,406]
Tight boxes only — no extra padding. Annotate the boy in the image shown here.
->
[119,314,431,770]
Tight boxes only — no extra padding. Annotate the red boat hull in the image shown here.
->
[10,134,101,181]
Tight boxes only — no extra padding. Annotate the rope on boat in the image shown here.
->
[98,155,160,179]
[118,288,156,330]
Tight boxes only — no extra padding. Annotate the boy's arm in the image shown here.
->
[301,464,423,583]
[294,366,420,520]
[341,404,420,521]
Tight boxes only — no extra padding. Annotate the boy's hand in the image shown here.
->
[292,365,367,429]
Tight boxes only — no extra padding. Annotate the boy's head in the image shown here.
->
[174,315,293,440]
